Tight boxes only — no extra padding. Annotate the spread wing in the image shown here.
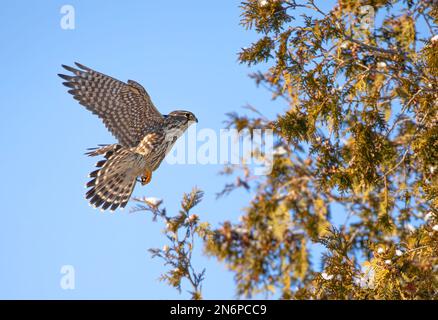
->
[59,62,164,147]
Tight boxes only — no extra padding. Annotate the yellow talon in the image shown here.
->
[141,169,152,186]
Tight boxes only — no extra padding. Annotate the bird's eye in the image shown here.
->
[185,113,191,120]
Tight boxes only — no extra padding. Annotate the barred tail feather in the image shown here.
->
[85,148,138,211]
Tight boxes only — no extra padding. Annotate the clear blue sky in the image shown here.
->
[0,0,364,299]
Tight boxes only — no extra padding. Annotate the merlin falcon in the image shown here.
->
[59,63,197,211]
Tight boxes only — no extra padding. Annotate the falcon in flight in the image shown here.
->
[59,63,197,211]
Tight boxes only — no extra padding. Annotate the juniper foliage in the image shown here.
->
[133,189,210,300]
[204,0,437,299]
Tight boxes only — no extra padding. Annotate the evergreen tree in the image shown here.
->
[206,0,438,299]
[141,0,437,299]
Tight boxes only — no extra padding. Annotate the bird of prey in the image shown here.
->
[58,63,198,211]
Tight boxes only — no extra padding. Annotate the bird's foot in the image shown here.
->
[140,169,152,186]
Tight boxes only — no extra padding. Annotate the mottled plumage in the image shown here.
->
[59,63,197,211]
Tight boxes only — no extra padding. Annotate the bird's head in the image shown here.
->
[163,110,198,139]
